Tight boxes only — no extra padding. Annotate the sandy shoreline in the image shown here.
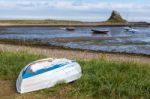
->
[0,43,149,64]
[0,23,149,27]
[0,24,126,27]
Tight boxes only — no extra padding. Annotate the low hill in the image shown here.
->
[106,10,127,23]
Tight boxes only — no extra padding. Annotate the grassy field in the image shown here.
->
[0,20,82,24]
[0,51,150,99]
[0,20,148,27]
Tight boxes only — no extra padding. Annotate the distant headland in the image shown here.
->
[106,10,127,23]
[0,10,149,27]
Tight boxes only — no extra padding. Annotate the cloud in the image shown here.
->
[0,1,15,8]
[0,0,150,21]
[0,0,150,11]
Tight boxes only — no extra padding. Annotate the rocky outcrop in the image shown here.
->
[106,10,127,23]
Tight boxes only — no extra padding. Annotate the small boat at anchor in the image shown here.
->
[91,29,109,34]
[16,58,82,93]
[66,27,75,31]
[124,27,139,33]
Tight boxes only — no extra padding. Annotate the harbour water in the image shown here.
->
[0,27,150,55]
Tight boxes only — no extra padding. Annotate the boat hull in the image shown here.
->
[91,29,109,34]
[124,27,139,33]
[16,58,82,93]
[66,27,75,31]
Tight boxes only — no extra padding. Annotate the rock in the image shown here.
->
[106,10,127,23]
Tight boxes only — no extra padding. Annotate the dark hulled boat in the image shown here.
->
[91,29,109,34]
[66,27,75,31]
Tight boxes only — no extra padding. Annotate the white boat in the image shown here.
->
[16,58,82,94]
[124,27,131,31]
[124,27,139,33]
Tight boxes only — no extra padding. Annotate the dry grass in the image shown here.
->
[0,44,149,64]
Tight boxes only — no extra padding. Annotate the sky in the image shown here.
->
[0,0,150,22]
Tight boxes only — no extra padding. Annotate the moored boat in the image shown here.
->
[66,27,75,31]
[124,27,139,33]
[91,29,109,34]
[16,58,82,93]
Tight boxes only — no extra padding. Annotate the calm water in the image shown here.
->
[0,27,150,55]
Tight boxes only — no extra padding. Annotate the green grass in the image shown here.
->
[0,51,150,99]
[72,59,150,98]
[0,51,45,80]
[0,20,82,24]
[106,18,127,23]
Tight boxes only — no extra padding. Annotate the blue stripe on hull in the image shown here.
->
[22,62,71,79]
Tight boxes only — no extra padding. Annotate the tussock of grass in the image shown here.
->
[0,51,44,80]
[0,51,150,98]
[71,59,150,98]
